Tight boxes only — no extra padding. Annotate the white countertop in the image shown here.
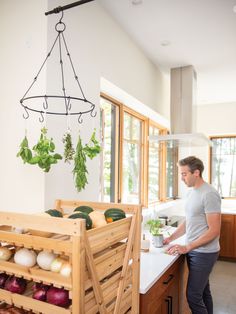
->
[139,206,236,294]
[221,208,236,214]
[140,227,186,294]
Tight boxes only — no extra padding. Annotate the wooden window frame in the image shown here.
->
[209,134,236,199]
[100,92,175,206]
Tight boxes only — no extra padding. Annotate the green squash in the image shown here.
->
[104,208,126,223]
[74,205,94,214]
[45,209,63,217]
[68,212,92,230]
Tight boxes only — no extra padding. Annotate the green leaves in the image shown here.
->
[17,128,101,190]
[73,130,101,192]
[16,136,33,163]
[62,132,75,163]
[83,129,101,159]
[17,128,62,172]
[73,135,88,192]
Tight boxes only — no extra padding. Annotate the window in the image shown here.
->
[100,93,174,205]
[122,111,144,204]
[210,136,236,198]
[148,124,160,203]
[166,142,178,199]
[100,97,119,202]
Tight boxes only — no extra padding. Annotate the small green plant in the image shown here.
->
[17,128,62,172]
[146,219,163,236]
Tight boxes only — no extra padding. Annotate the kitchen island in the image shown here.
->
[140,229,190,314]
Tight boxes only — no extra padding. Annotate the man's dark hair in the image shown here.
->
[178,156,204,177]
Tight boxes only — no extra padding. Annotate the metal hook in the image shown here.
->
[66,97,72,111]
[55,10,66,32]
[78,113,83,124]
[59,9,64,23]
[43,96,49,110]
[39,111,45,123]
[22,107,29,120]
[90,106,97,118]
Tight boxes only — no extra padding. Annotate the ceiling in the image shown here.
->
[98,0,236,105]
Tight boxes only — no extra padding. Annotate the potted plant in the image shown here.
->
[146,219,164,248]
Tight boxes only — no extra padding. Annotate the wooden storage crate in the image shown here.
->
[0,200,142,314]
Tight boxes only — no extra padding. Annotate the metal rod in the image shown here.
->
[45,0,95,16]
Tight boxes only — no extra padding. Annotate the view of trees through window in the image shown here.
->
[148,125,160,203]
[166,142,178,199]
[211,136,236,197]
[122,112,142,204]
[100,98,119,202]
[100,94,176,205]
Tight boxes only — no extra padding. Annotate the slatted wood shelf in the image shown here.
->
[0,200,142,313]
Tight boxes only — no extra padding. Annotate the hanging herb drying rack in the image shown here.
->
[20,0,96,124]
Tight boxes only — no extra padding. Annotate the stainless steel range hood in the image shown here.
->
[150,65,212,147]
[149,132,212,147]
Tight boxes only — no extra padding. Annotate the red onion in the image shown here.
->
[46,286,70,308]
[4,276,27,294]
[0,273,9,288]
[32,283,50,301]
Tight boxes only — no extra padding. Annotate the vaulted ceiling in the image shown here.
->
[99,0,236,105]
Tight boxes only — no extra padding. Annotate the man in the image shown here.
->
[164,156,221,314]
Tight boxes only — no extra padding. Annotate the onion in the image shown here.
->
[60,263,72,277]
[14,248,37,267]
[0,247,12,261]
[0,273,9,288]
[46,286,70,307]
[32,283,50,301]
[37,251,57,270]
[50,258,64,273]
[4,276,27,294]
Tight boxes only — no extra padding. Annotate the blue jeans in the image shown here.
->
[186,251,219,314]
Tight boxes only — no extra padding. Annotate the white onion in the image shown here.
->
[60,262,72,277]
[50,258,64,273]
[0,247,12,261]
[37,251,57,270]
[14,248,37,267]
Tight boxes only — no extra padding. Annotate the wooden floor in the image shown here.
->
[210,260,236,314]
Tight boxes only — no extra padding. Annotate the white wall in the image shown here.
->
[0,0,169,211]
[0,0,47,212]
[197,102,236,135]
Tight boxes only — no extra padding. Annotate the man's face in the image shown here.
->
[180,165,198,187]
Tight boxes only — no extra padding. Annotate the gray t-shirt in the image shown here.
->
[185,182,221,253]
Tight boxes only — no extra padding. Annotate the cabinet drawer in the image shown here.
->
[140,256,183,314]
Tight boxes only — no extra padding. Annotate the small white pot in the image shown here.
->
[152,234,164,248]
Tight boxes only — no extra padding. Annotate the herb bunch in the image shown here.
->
[62,132,75,163]
[73,129,101,192]
[17,127,62,172]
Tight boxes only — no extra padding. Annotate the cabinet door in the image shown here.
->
[219,214,235,258]
[167,277,179,314]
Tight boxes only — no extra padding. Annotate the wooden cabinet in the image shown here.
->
[219,214,236,259]
[140,255,186,314]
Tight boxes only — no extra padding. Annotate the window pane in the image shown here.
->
[211,137,236,197]
[122,112,142,204]
[166,142,177,198]
[100,98,119,202]
[148,126,159,203]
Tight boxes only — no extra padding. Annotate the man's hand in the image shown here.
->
[165,244,190,255]
[163,237,172,245]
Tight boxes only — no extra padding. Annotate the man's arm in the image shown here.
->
[167,213,221,255]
